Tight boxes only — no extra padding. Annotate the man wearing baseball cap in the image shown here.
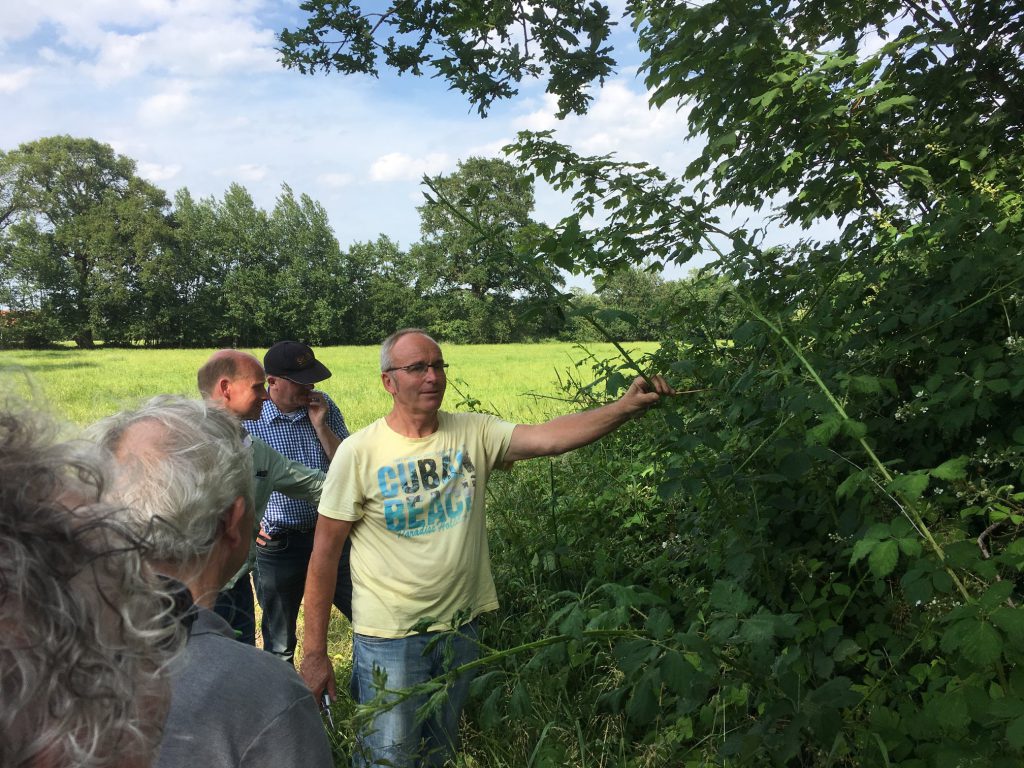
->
[242,340,353,662]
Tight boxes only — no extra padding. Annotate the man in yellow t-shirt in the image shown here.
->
[301,328,673,768]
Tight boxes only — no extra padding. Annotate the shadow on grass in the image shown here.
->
[10,359,99,372]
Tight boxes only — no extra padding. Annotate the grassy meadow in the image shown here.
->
[4,341,658,429]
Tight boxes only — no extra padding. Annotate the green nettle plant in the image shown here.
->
[281,0,1024,764]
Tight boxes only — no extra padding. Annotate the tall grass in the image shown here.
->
[4,342,657,428]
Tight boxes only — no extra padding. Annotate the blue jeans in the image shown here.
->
[254,530,352,663]
[351,622,479,768]
[213,572,256,645]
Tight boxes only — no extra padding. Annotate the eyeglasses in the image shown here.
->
[384,362,449,376]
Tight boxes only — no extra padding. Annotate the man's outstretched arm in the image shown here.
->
[503,374,673,463]
[299,515,353,699]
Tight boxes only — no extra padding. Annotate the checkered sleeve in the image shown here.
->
[326,395,349,441]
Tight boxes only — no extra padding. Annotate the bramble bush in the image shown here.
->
[470,248,1024,764]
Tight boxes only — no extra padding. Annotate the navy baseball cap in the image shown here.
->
[264,341,332,385]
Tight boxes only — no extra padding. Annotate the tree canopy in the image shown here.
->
[412,157,564,341]
[278,0,616,116]
[278,1,1024,764]
[0,136,173,347]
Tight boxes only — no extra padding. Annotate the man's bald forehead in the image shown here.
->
[198,350,264,397]
[212,349,262,371]
[393,332,439,353]
[235,354,265,378]
[380,328,441,371]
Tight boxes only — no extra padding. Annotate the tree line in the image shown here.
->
[0,136,707,349]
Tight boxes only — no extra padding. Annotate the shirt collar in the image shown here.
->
[259,397,307,423]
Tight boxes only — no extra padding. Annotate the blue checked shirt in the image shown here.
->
[242,393,349,534]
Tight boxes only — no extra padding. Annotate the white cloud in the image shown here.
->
[0,67,34,94]
[3,1,171,48]
[369,152,451,182]
[11,1,277,85]
[0,4,51,43]
[236,163,268,182]
[137,82,192,123]
[513,77,693,173]
[138,161,182,183]
[86,19,276,84]
[87,32,148,85]
[138,11,278,79]
[318,172,355,188]
[517,98,561,132]
[38,47,72,65]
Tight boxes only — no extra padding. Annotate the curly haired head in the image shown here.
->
[0,404,185,768]
[90,395,254,567]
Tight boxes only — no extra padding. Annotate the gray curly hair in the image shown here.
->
[0,405,185,768]
[91,395,254,565]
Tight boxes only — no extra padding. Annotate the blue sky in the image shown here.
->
[0,0,711,279]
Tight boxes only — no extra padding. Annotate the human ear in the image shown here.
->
[220,496,249,548]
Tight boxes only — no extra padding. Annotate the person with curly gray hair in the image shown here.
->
[0,403,184,768]
[93,395,332,768]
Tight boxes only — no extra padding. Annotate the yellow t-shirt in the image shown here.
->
[318,411,516,637]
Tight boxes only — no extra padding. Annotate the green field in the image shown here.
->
[4,342,659,428]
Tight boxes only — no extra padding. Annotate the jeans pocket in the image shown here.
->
[256,536,288,554]
[356,634,395,647]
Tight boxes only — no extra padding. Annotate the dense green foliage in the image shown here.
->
[278,0,615,117]
[0,136,174,348]
[0,147,673,348]
[414,157,564,342]
[282,0,1024,765]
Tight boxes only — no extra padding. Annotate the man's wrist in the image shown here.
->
[610,397,635,421]
[303,622,329,655]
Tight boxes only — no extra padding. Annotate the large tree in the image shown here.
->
[0,136,173,347]
[268,184,345,345]
[342,236,426,344]
[0,150,18,231]
[413,156,562,341]
[215,183,276,346]
[137,189,231,347]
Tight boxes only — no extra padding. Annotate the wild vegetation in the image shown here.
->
[281,0,1024,765]
[4,0,1022,763]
